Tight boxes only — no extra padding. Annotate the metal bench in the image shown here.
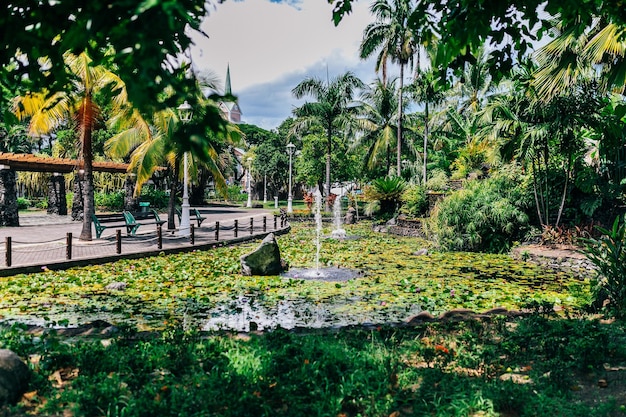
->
[176,207,206,227]
[91,209,165,238]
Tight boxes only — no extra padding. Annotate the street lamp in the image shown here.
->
[246,157,253,208]
[263,172,267,205]
[286,142,296,213]
[177,101,193,237]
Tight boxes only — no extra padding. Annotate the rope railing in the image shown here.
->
[0,215,287,269]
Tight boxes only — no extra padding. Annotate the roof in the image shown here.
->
[0,153,130,174]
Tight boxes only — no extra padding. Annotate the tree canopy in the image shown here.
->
[333,0,626,80]
[1,0,211,113]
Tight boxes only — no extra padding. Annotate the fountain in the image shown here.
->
[330,194,347,239]
[281,190,361,281]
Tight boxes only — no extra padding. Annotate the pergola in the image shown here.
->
[0,152,129,173]
[0,153,133,227]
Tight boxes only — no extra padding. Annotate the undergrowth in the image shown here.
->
[1,316,625,416]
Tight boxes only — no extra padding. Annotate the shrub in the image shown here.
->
[17,197,30,210]
[581,215,626,319]
[363,176,406,216]
[95,191,125,211]
[35,198,48,210]
[430,166,530,253]
[400,184,428,218]
[426,169,450,192]
[139,188,169,209]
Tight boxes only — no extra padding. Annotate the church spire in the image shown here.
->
[225,64,232,95]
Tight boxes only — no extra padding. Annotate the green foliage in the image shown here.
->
[95,191,125,211]
[431,167,530,253]
[16,197,30,210]
[400,183,428,217]
[364,176,407,215]
[226,184,246,202]
[582,215,626,319]
[138,188,169,209]
[2,316,625,416]
[426,169,450,192]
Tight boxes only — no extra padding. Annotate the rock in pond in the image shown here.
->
[240,233,286,276]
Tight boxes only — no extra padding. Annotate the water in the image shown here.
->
[330,195,347,239]
[314,190,323,271]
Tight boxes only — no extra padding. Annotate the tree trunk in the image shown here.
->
[167,161,180,230]
[397,63,404,177]
[422,100,429,186]
[325,127,332,212]
[555,155,573,228]
[79,102,94,241]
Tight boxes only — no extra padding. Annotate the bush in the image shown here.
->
[139,188,169,209]
[400,184,428,218]
[430,166,530,253]
[363,176,406,216]
[426,169,450,192]
[581,215,626,319]
[95,191,125,211]
[17,197,30,210]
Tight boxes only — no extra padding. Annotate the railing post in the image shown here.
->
[5,237,11,267]
[274,214,277,229]
[157,225,162,249]
[263,216,267,232]
[234,219,238,237]
[215,221,220,241]
[66,233,72,260]
[190,224,195,245]
[116,230,122,254]
[250,217,254,235]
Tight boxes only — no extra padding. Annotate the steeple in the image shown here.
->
[225,64,232,96]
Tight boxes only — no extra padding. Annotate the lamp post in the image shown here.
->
[286,142,296,213]
[177,101,193,237]
[246,157,253,208]
[263,172,267,205]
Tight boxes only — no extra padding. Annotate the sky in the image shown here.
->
[190,0,379,131]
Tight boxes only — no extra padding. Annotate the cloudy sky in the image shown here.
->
[190,0,380,130]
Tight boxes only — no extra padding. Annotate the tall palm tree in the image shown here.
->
[13,52,127,240]
[292,71,364,211]
[353,77,400,175]
[360,0,416,176]
[106,100,241,230]
[410,65,446,185]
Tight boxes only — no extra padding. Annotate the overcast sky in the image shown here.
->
[190,0,380,131]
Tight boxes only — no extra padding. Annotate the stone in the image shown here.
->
[344,206,356,224]
[240,233,285,276]
[0,349,30,405]
[413,248,428,256]
[106,282,127,291]
[406,311,436,324]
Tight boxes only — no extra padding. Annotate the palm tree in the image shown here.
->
[353,77,400,175]
[106,100,241,230]
[13,52,127,240]
[410,65,446,185]
[533,18,626,100]
[360,0,416,176]
[292,71,365,211]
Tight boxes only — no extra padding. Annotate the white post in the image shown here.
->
[178,152,191,236]
[263,173,267,204]
[246,157,253,208]
[287,143,295,213]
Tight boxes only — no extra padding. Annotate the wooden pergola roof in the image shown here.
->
[0,153,130,174]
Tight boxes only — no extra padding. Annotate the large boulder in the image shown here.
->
[240,233,285,276]
[0,349,30,405]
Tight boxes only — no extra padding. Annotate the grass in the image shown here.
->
[1,221,625,416]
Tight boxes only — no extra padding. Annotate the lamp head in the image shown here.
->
[177,100,193,123]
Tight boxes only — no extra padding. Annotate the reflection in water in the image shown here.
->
[202,295,422,332]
